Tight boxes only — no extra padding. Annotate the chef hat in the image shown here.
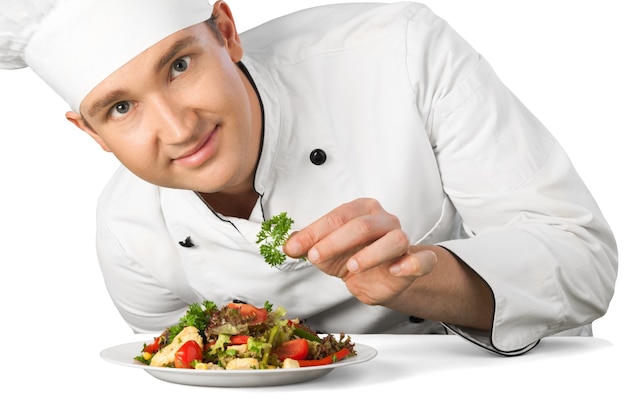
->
[0,0,214,112]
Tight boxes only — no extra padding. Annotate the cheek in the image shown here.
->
[103,129,156,170]
[213,55,250,108]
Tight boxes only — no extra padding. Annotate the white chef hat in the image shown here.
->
[0,0,214,112]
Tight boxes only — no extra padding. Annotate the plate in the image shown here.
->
[100,340,377,387]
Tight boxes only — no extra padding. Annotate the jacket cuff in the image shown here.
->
[442,323,539,356]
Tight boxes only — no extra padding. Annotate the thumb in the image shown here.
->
[390,249,438,277]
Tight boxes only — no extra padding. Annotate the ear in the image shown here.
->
[65,111,112,152]
[212,1,243,62]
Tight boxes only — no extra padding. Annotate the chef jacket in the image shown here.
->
[95,2,618,355]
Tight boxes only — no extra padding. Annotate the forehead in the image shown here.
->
[80,23,213,115]
[22,0,214,112]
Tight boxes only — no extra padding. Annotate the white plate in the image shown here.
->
[100,340,377,387]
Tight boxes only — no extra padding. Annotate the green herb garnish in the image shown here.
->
[256,212,294,266]
[166,300,217,344]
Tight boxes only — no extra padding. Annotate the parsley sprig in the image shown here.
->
[256,212,294,267]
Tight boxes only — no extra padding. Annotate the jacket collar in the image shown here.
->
[240,56,282,200]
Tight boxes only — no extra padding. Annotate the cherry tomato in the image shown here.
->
[227,303,268,325]
[273,338,310,361]
[174,340,203,369]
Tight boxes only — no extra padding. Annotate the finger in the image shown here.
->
[346,228,409,273]
[307,211,400,265]
[389,250,438,277]
[283,207,353,257]
[283,199,387,258]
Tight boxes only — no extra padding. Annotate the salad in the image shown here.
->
[135,301,356,370]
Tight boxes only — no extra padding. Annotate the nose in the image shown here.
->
[147,93,197,145]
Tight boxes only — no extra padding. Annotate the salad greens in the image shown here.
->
[166,300,217,345]
[135,300,356,370]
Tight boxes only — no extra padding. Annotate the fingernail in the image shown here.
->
[347,258,359,273]
[389,264,401,275]
[308,247,320,263]
[286,240,301,256]
[418,250,438,267]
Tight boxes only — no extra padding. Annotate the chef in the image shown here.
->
[0,0,617,355]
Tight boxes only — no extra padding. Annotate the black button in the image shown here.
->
[309,149,327,165]
[179,236,195,248]
[409,316,424,323]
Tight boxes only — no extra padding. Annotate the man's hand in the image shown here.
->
[282,198,437,305]
[283,198,494,330]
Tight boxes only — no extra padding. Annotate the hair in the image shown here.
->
[205,14,224,45]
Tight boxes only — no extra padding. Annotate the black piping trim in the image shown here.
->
[435,246,540,356]
[443,323,541,357]
[193,61,266,227]
[236,60,265,199]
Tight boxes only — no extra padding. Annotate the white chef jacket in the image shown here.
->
[95,2,617,355]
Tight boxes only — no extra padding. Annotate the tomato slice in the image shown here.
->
[143,336,161,354]
[273,338,309,361]
[227,303,268,325]
[297,348,351,367]
[229,335,250,345]
[174,340,203,369]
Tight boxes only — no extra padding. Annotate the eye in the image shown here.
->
[109,101,133,119]
[170,56,191,79]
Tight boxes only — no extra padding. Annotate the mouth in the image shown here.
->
[173,127,218,168]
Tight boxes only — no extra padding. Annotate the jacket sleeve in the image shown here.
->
[95,222,189,334]
[406,5,618,354]
[94,168,193,334]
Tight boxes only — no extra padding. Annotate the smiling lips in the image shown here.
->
[173,127,217,168]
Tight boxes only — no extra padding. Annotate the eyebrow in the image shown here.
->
[155,35,197,73]
[86,89,128,118]
[85,36,198,118]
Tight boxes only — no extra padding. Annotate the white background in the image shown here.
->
[0,1,623,402]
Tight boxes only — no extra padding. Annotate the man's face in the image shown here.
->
[73,20,261,195]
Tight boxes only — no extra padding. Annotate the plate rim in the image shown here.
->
[100,338,377,386]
